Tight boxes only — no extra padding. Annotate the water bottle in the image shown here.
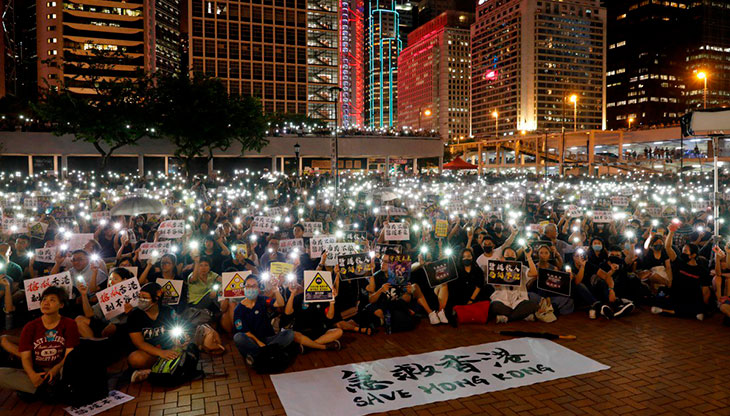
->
[384,310,392,335]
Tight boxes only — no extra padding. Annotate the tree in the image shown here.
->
[33,51,155,172]
[151,74,268,179]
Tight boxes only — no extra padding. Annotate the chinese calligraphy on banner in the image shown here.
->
[310,235,336,258]
[34,246,58,263]
[337,253,373,281]
[270,262,294,279]
[252,216,276,234]
[279,238,304,254]
[384,222,410,241]
[270,338,609,416]
[139,241,172,260]
[323,243,358,266]
[23,272,73,310]
[97,278,141,320]
[158,220,185,239]
[302,222,324,237]
[486,260,523,287]
[434,220,448,238]
[591,210,613,223]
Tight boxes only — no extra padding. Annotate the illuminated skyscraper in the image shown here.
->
[340,0,365,127]
[365,0,401,129]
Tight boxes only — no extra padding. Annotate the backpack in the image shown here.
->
[63,339,109,407]
[148,343,202,387]
[250,342,299,374]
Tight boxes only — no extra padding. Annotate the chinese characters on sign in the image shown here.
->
[384,222,410,241]
[252,216,276,234]
[138,241,172,260]
[23,272,73,310]
[158,220,185,239]
[97,278,141,320]
[486,260,522,287]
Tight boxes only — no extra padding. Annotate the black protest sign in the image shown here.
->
[537,268,571,297]
[337,253,373,280]
[424,258,459,288]
[486,260,522,287]
[388,255,412,286]
[340,229,367,243]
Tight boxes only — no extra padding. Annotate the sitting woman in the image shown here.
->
[284,280,343,352]
[713,245,730,326]
[489,247,539,323]
[529,244,574,316]
[449,248,491,306]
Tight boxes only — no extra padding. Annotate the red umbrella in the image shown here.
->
[443,156,478,170]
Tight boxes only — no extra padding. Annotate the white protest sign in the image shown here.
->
[591,210,613,223]
[2,217,29,233]
[34,246,59,263]
[323,242,358,266]
[690,200,710,211]
[267,206,284,217]
[158,220,185,239]
[23,196,38,210]
[645,206,662,217]
[379,206,408,216]
[90,211,112,223]
[384,222,410,241]
[158,278,183,305]
[64,390,135,416]
[310,235,336,258]
[221,270,251,299]
[303,270,334,303]
[67,233,94,251]
[97,278,141,320]
[279,238,305,255]
[138,241,171,260]
[23,272,73,310]
[611,196,629,207]
[302,222,323,237]
[565,205,582,218]
[252,216,276,234]
[271,338,609,416]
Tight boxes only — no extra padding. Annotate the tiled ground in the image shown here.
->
[1,308,729,416]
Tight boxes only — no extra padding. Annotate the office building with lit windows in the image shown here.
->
[398,10,472,140]
[185,0,339,125]
[471,0,606,141]
[341,0,365,127]
[365,0,401,129]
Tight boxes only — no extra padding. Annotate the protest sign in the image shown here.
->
[23,196,38,210]
[304,270,334,303]
[611,196,629,207]
[565,205,582,218]
[645,206,662,217]
[252,216,276,233]
[90,211,112,224]
[378,206,408,216]
[271,338,609,416]
[2,217,28,233]
[67,233,94,251]
[486,260,522,286]
[28,221,48,239]
[339,229,366,243]
[434,219,448,238]
[64,390,136,416]
[139,241,171,260]
[384,222,410,241]
[34,246,58,263]
[279,238,305,254]
[267,206,284,217]
[23,272,72,310]
[591,210,613,223]
[302,221,323,237]
[690,200,710,211]
[221,271,251,298]
[490,197,507,207]
[158,220,185,239]
[97,278,141,320]
[270,262,294,279]
[537,268,572,297]
[424,258,458,288]
[484,210,503,220]
[158,278,183,305]
[310,235,336,258]
[375,244,402,257]
[337,253,373,280]
[388,255,412,286]
[323,242,358,266]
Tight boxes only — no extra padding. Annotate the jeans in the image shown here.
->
[233,329,294,358]
[574,282,600,309]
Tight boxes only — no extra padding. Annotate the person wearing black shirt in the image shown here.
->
[638,235,672,290]
[201,235,230,275]
[448,248,490,306]
[594,247,636,319]
[284,282,342,351]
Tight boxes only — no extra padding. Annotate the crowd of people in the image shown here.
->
[0,169,727,404]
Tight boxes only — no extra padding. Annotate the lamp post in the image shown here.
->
[329,86,342,197]
[697,71,708,109]
[418,106,432,131]
[294,142,300,176]
[492,110,498,139]
[569,94,578,132]
[628,117,634,130]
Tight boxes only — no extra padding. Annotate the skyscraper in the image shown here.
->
[184,0,338,125]
[471,0,606,140]
[413,0,473,29]
[148,0,183,76]
[398,10,472,140]
[365,0,401,129]
[340,0,365,127]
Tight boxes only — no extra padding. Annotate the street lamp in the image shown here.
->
[628,117,634,130]
[569,94,578,132]
[697,71,708,109]
[294,142,300,176]
[492,110,499,139]
[418,106,432,130]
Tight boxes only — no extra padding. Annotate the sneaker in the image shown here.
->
[696,313,704,321]
[650,306,663,314]
[325,340,342,351]
[600,304,614,319]
[245,354,255,366]
[614,302,635,319]
[437,309,448,324]
[589,309,597,320]
[299,344,307,354]
[524,314,535,322]
[428,311,440,325]
[495,315,509,324]
[130,369,151,383]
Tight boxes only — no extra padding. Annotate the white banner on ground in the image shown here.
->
[64,390,135,416]
[271,338,609,416]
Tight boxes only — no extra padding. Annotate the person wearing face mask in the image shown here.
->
[587,238,608,269]
[489,220,508,247]
[594,247,636,319]
[476,225,518,271]
[489,247,539,323]
[652,225,711,320]
[638,235,672,291]
[449,248,491,306]
[127,283,179,381]
[232,274,291,366]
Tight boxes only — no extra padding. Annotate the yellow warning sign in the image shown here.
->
[223,272,247,298]
[304,271,333,302]
[161,281,179,298]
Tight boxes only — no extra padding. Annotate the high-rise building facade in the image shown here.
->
[365,0,401,128]
[413,0,473,29]
[185,0,338,124]
[147,0,182,76]
[340,0,364,127]
[471,0,606,140]
[398,10,471,140]
[605,0,687,130]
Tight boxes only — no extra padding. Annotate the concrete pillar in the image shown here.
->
[365,158,370,173]
[385,156,390,181]
[164,156,169,176]
[271,156,277,172]
[438,155,443,174]
[618,131,624,162]
[477,143,483,176]
[515,140,521,167]
[298,157,303,176]
[535,137,541,170]
[53,155,58,176]
[412,158,418,175]
[138,155,144,175]
[61,155,68,178]
[27,155,33,176]
[280,156,285,172]
[588,131,596,176]
[208,158,214,176]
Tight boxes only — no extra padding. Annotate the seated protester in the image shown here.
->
[127,283,179,381]
[476,225,518,270]
[10,236,32,279]
[233,274,294,364]
[365,250,436,330]
[490,247,539,323]
[284,280,343,352]
[712,245,730,326]
[115,232,137,265]
[0,287,79,397]
[50,249,108,296]
[542,224,571,260]
[0,243,24,286]
[565,250,601,319]
[61,240,109,275]
[409,246,449,325]
[593,246,636,319]
[652,225,711,320]
[470,230,487,259]
[140,253,181,285]
[94,224,118,259]
[586,237,608,270]
[75,268,135,349]
[200,234,230,275]
[258,237,287,274]
[638,235,672,290]
[329,255,374,335]
[222,243,258,273]
[489,220,508,248]
[528,245,573,316]
[187,256,222,311]
[448,248,491,306]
